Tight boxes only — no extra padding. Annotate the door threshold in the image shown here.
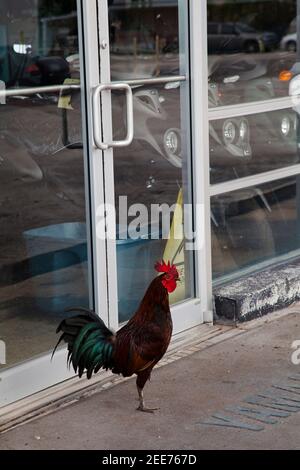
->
[0,306,295,434]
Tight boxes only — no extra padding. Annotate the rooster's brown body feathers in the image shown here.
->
[54,274,173,411]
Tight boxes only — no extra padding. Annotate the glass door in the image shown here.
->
[0,0,108,407]
[0,0,205,409]
[95,0,204,333]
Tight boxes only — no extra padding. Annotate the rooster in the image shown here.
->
[53,260,180,412]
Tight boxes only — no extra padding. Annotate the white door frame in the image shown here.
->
[189,0,213,323]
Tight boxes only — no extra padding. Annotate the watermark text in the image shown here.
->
[291,340,300,365]
[95,197,204,251]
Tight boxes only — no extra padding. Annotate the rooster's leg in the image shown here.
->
[136,371,159,413]
[136,387,159,413]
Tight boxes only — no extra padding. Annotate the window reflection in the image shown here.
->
[112,82,193,323]
[208,1,300,184]
[212,177,300,279]
[210,108,299,184]
[108,1,194,322]
[0,0,88,368]
[208,0,298,106]
[109,0,180,80]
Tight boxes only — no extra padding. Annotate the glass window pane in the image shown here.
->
[210,109,299,185]
[113,82,194,323]
[220,23,235,35]
[108,1,194,324]
[0,0,89,368]
[208,22,219,35]
[211,176,300,280]
[208,0,298,106]
[109,0,180,80]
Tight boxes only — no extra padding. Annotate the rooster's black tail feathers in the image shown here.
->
[53,308,115,379]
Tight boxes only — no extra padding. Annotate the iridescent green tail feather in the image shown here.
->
[53,308,115,379]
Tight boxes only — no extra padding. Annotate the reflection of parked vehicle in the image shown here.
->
[1,66,296,287]
[280,18,297,52]
[211,177,298,279]
[2,52,298,187]
[123,80,252,178]
[280,32,297,52]
[208,22,278,54]
[0,46,70,88]
[208,54,299,177]
[207,55,299,268]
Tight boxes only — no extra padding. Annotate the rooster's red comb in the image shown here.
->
[155,260,178,277]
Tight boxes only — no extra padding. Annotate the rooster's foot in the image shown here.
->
[136,405,159,413]
[136,386,159,413]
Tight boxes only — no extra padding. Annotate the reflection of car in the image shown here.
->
[208,54,299,180]
[280,33,297,52]
[208,22,278,54]
[211,177,298,280]
[0,46,70,88]
[2,51,298,187]
[280,17,297,52]
[1,61,297,291]
[121,80,252,176]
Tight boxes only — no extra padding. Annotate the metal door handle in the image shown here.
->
[92,83,134,150]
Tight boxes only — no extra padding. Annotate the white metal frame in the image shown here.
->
[80,0,109,324]
[210,163,300,197]
[190,0,213,322]
[208,96,300,121]
[96,0,119,331]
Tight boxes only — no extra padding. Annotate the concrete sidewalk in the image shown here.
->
[1,310,300,450]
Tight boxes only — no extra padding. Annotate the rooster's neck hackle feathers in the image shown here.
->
[129,275,170,326]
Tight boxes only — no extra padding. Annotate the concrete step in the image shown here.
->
[213,260,300,322]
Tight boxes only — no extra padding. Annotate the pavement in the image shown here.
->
[0,310,300,450]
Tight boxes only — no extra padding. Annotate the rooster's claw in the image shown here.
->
[136,405,159,413]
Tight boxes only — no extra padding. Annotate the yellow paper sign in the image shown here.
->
[58,78,80,110]
[163,188,185,304]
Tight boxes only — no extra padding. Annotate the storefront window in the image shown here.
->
[210,109,299,185]
[208,0,297,106]
[0,0,88,368]
[208,0,300,184]
[208,1,300,280]
[212,176,300,279]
